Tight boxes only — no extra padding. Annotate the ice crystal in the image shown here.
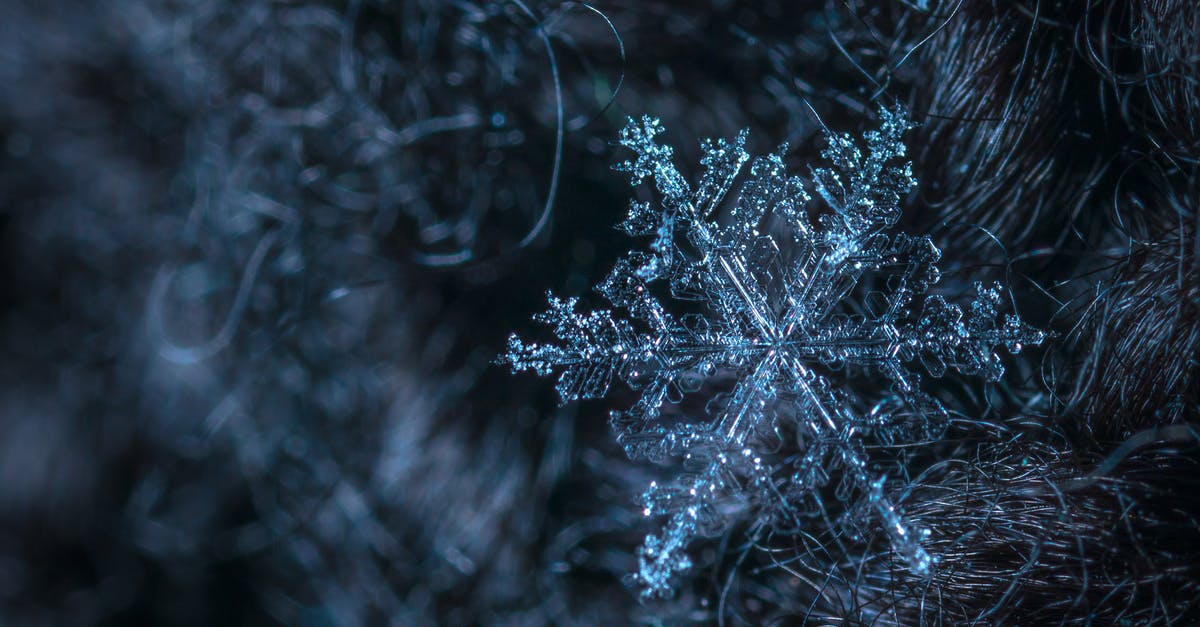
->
[501,106,1046,598]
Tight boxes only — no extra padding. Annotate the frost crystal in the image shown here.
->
[501,106,1046,598]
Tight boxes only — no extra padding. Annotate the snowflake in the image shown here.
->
[501,106,1046,598]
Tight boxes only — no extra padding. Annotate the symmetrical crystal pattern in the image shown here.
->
[501,106,1045,597]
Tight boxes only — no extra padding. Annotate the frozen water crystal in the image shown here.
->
[501,106,1045,598]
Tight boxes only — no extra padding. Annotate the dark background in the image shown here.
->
[1,1,1197,624]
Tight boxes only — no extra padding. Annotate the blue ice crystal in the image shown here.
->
[501,106,1045,598]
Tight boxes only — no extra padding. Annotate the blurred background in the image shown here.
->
[1,1,1197,624]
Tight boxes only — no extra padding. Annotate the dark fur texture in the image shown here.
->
[0,0,1196,624]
